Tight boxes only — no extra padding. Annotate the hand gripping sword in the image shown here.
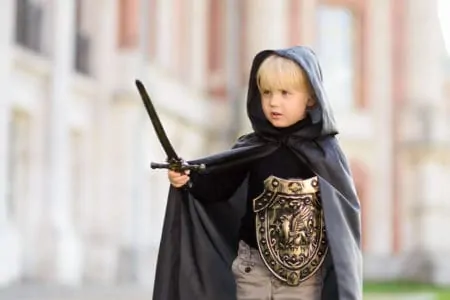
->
[135,80,206,173]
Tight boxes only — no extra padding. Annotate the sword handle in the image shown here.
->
[150,161,206,172]
[150,162,171,169]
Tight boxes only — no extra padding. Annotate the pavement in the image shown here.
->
[0,285,153,300]
[0,285,437,300]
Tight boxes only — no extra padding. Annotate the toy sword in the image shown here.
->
[135,79,206,173]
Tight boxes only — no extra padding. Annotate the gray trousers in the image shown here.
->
[232,241,324,300]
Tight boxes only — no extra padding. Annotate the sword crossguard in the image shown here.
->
[150,160,206,173]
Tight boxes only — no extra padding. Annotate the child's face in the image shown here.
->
[260,87,312,128]
[256,55,315,128]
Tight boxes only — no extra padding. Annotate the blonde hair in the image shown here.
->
[257,55,312,94]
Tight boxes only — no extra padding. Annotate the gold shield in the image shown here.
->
[253,175,328,286]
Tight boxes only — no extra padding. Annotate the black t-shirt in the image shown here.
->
[189,117,315,249]
[240,145,314,248]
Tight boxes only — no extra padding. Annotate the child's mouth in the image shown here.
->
[271,112,282,119]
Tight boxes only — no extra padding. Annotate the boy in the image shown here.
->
[153,46,362,300]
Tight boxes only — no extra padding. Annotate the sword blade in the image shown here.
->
[135,80,180,161]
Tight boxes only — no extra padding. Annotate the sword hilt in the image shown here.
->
[150,161,206,172]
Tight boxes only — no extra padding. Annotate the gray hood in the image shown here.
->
[246,46,338,140]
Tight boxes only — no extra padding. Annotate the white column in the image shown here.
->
[246,0,288,56]
[82,0,120,284]
[299,0,318,46]
[156,0,174,69]
[366,0,394,256]
[404,0,446,106]
[48,0,82,285]
[190,0,208,89]
[358,0,399,281]
[0,0,14,227]
[0,0,22,286]
[403,0,450,285]
[109,98,140,280]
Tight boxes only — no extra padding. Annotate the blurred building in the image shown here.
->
[0,0,449,290]
[0,0,233,288]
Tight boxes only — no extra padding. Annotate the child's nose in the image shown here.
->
[269,95,281,106]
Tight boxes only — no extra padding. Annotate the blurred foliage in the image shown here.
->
[364,281,450,299]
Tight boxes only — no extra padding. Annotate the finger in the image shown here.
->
[170,174,182,181]
[169,171,184,179]
[174,176,190,185]
[172,179,189,188]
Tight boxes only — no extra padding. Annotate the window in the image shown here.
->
[316,5,357,112]
[207,0,244,97]
[75,0,93,75]
[15,0,45,53]
[117,0,158,59]
[207,0,226,96]
[117,0,138,48]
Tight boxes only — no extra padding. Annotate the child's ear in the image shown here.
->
[306,96,316,107]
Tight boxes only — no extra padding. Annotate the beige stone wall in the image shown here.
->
[1,0,449,289]
[0,0,228,287]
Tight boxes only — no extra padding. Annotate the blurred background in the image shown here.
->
[0,0,450,299]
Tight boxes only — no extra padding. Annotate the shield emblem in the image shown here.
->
[253,175,328,286]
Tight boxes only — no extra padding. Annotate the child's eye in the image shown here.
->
[262,90,271,95]
[281,90,290,96]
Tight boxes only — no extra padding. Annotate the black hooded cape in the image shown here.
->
[151,46,362,300]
